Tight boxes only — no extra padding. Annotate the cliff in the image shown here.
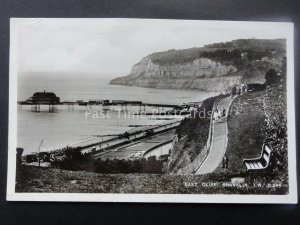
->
[110,39,286,92]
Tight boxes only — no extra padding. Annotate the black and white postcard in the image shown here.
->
[7,18,297,203]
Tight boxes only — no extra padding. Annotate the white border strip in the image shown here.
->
[7,18,297,204]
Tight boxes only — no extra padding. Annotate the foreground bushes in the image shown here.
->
[51,147,164,174]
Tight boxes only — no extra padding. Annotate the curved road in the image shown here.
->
[195,96,234,174]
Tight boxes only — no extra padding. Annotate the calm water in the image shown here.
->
[17,76,217,154]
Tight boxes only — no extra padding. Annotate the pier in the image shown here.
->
[18,99,187,113]
[17,91,202,113]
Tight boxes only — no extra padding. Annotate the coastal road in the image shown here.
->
[195,96,234,174]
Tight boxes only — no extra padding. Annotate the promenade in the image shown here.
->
[94,129,175,160]
[195,96,234,174]
[77,119,181,153]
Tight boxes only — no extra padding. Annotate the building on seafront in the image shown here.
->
[26,90,60,104]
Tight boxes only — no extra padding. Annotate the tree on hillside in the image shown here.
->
[265,69,281,85]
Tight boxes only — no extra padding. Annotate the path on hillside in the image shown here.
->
[195,96,234,174]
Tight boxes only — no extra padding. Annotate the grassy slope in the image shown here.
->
[218,82,288,193]
[168,117,210,173]
[16,166,285,194]
[222,91,266,172]
[149,39,285,66]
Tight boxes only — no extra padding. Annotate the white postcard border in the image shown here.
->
[7,18,297,204]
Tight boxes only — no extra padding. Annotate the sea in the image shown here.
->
[17,75,218,154]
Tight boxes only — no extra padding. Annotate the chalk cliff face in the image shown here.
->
[111,57,242,91]
[131,57,237,78]
[123,74,243,91]
[110,39,286,92]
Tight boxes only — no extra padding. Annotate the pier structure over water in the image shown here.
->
[19,91,60,112]
[18,94,200,113]
[18,97,201,113]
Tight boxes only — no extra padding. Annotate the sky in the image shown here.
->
[13,18,292,79]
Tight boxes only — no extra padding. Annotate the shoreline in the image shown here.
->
[108,82,221,94]
[18,86,219,156]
